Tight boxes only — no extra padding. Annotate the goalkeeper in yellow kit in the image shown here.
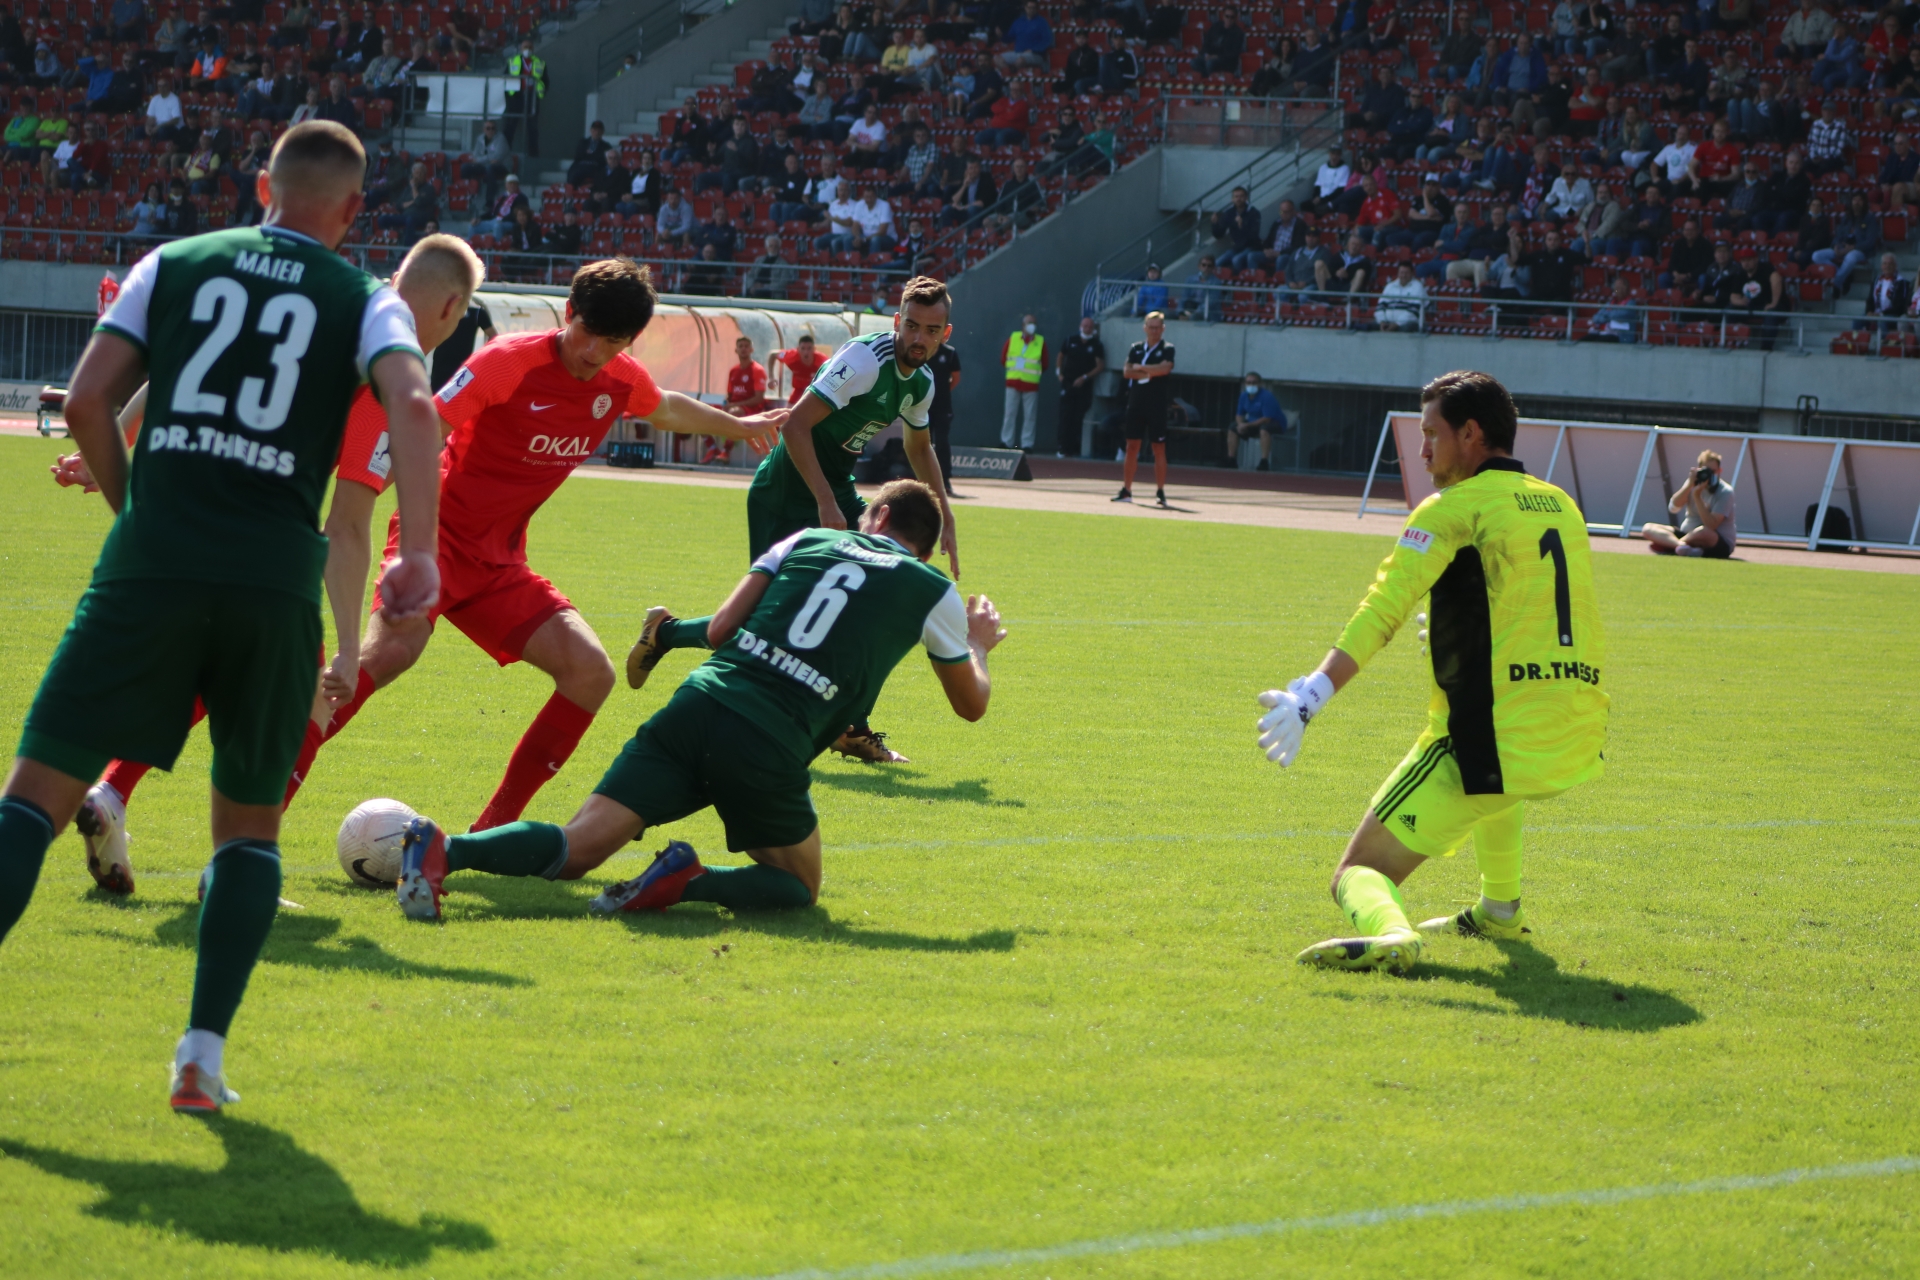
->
[1256,371,1608,974]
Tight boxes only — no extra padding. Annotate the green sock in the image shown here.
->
[1335,866,1412,938]
[680,863,812,910]
[0,796,54,944]
[446,821,569,879]
[660,616,714,651]
[190,839,282,1037]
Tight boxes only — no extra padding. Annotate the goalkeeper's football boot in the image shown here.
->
[76,781,134,895]
[1296,928,1424,974]
[832,726,909,763]
[170,1061,239,1114]
[1418,902,1531,941]
[589,841,704,914]
[396,817,449,922]
[626,605,677,689]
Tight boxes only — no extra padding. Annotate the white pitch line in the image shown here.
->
[728,1155,1920,1280]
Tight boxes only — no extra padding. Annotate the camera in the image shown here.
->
[1694,467,1714,486]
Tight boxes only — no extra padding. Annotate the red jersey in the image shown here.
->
[335,386,392,493]
[775,347,827,404]
[727,359,768,412]
[434,330,663,565]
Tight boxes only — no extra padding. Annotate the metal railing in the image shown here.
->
[1089,102,1341,308]
[594,0,700,86]
[1087,273,1918,355]
[1154,94,1341,149]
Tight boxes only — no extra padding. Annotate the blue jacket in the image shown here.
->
[1491,48,1548,93]
[1009,15,1053,54]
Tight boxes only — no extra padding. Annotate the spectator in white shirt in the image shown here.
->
[1544,166,1595,220]
[850,184,897,250]
[899,28,943,91]
[1305,143,1352,215]
[1374,263,1428,331]
[845,104,888,166]
[1652,124,1697,194]
[145,74,185,144]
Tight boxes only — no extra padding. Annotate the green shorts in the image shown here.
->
[21,577,322,807]
[1369,731,1532,860]
[594,687,817,852]
[746,472,866,560]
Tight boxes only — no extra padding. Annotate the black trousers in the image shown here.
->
[929,415,955,492]
[1057,384,1093,456]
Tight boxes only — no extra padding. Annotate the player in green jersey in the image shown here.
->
[627,276,961,763]
[0,122,445,1113]
[387,480,1005,921]
[1255,371,1608,974]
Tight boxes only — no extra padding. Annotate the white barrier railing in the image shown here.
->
[1358,415,1920,555]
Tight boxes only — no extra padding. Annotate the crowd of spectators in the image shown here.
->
[1119,0,1920,348]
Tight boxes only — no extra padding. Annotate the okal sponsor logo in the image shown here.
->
[527,434,596,457]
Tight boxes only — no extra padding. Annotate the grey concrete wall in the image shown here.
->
[1097,315,1920,428]
[545,0,797,157]
[0,260,120,314]
[945,150,1167,449]
[1157,146,1271,210]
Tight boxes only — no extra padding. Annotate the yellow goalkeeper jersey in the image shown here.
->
[1336,458,1608,797]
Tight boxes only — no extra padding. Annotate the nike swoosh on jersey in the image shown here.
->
[530,402,556,411]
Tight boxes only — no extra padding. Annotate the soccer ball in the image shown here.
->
[337,798,419,889]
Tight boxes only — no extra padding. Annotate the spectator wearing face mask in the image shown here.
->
[1000,312,1045,451]
[1223,371,1286,471]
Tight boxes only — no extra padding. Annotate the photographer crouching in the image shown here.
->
[1641,449,1737,558]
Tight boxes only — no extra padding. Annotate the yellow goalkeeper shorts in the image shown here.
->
[1369,731,1530,859]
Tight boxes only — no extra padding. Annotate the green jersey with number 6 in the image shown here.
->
[93,226,424,603]
[682,528,970,762]
[749,330,936,501]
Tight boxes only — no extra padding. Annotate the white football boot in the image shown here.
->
[76,782,134,895]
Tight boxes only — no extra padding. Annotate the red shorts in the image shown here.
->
[376,515,572,666]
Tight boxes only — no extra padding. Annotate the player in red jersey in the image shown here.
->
[49,236,485,893]
[316,258,786,832]
[704,334,769,465]
[774,333,826,405]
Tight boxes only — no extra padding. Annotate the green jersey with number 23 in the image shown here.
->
[93,226,423,602]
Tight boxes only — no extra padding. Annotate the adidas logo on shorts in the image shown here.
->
[1399,814,1417,832]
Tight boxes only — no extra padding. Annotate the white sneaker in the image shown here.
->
[170,1061,240,1114]
[77,782,134,895]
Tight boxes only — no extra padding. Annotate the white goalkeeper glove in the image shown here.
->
[1256,672,1336,767]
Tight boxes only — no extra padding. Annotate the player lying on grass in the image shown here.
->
[628,275,961,765]
[1255,371,1609,974]
[48,235,485,896]
[0,122,444,1113]
[265,258,788,835]
[388,480,1005,921]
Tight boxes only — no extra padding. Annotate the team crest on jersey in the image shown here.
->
[591,393,613,419]
[438,367,473,402]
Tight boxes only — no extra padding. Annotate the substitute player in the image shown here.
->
[56,238,485,895]
[703,334,769,465]
[1255,371,1608,974]
[388,480,1004,921]
[309,258,787,833]
[0,121,443,1112]
[628,276,959,764]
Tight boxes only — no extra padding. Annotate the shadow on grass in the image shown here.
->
[615,903,1019,953]
[1412,944,1701,1032]
[811,768,1025,808]
[121,904,529,987]
[0,1117,493,1267]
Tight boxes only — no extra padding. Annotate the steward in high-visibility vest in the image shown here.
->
[506,47,547,99]
[1001,329,1045,390]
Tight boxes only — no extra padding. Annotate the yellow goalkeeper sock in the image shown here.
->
[1335,866,1412,937]
[1472,805,1525,903]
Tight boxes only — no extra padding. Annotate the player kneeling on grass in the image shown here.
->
[1255,371,1609,974]
[389,480,1005,921]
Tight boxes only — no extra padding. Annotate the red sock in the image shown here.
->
[101,698,207,800]
[322,668,378,744]
[471,692,595,831]
[281,719,326,808]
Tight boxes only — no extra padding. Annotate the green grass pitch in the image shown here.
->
[1,431,1917,1278]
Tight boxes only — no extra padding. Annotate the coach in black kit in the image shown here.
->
[1055,315,1104,458]
[1113,310,1174,509]
[925,338,961,496]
